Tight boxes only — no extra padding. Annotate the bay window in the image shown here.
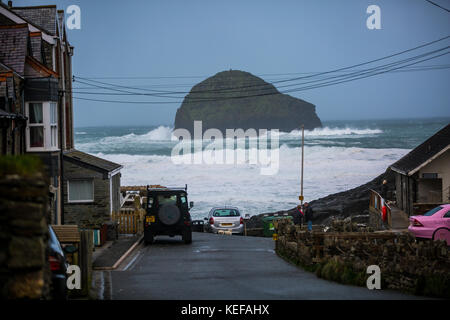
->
[50,102,58,148]
[28,103,44,148]
[26,102,58,151]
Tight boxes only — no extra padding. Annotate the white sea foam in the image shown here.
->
[87,126,382,144]
[101,126,175,143]
[78,126,383,153]
[92,145,408,220]
[281,127,383,138]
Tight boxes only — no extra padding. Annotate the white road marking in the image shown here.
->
[99,271,104,300]
[123,250,143,271]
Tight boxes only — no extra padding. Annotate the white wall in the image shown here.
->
[419,148,450,203]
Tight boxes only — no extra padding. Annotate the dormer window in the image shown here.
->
[26,102,59,151]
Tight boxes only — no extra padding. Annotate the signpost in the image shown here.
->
[300,125,304,206]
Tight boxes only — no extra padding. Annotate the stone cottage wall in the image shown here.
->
[63,160,111,228]
[275,219,450,298]
[0,163,51,299]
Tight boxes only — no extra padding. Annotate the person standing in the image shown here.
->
[293,205,304,225]
[303,202,313,231]
[380,179,388,200]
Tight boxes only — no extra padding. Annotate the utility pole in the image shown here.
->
[299,124,304,206]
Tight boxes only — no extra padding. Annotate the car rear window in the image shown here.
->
[423,206,443,216]
[158,195,177,206]
[213,209,240,217]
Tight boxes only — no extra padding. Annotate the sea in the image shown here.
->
[75,118,449,220]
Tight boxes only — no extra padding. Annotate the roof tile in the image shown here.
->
[390,124,450,175]
[12,6,57,35]
[0,24,28,75]
[64,150,123,173]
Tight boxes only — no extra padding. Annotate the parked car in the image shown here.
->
[204,207,244,235]
[47,226,69,300]
[408,204,450,246]
[144,186,193,244]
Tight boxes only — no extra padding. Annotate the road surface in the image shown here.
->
[99,232,423,300]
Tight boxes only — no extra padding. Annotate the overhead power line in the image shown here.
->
[74,35,450,96]
[71,48,450,105]
[425,0,450,13]
[69,36,450,105]
[70,64,450,91]
[71,51,450,99]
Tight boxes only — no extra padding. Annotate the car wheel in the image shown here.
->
[52,278,68,300]
[432,228,450,246]
[182,229,192,244]
[144,232,154,245]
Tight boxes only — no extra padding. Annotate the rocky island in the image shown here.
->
[174,70,322,133]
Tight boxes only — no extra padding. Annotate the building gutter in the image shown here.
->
[389,166,407,176]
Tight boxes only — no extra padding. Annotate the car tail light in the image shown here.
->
[412,219,423,227]
[209,217,214,225]
[184,221,191,226]
[49,255,60,271]
[240,217,244,225]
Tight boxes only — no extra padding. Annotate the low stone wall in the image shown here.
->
[0,156,51,299]
[275,219,450,298]
[368,208,387,231]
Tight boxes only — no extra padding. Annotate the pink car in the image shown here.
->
[408,204,450,246]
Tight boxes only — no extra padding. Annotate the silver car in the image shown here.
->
[204,207,244,235]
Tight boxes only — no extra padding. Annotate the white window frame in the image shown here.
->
[67,179,94,203]
[50,102,58,148]
[26,101,59,152]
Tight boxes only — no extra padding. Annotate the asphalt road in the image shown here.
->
[106,232,422,300]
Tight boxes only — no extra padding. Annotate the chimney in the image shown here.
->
[8,1,12,8]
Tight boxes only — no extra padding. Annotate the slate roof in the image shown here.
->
[0,24,29,75]
[64,150,123,174]
[390,123,450,176]
[12,6,57,35]
[0,81,5,97]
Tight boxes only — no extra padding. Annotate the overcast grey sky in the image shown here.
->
[14,0,450,127]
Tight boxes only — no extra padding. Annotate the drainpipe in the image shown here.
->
[60,153,64,225]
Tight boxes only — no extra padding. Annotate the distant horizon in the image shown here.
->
[74,116,450,129]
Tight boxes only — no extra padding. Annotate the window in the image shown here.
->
[26,102,58,151]
[28,103,44,148]
[68,180,94,203]
[157,195,177,206]
[423,206,443,216]
[444,211,450,218]
[213,209,240,217]
[50,102,57,148]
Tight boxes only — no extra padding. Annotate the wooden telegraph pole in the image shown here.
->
[299,124,304,206]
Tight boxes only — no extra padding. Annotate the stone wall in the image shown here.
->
[275,219,450,298]
[63,160,111,228]
[0,156,51,299]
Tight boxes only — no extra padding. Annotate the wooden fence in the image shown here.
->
[112,208,145,234]
[369,189,392,227]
